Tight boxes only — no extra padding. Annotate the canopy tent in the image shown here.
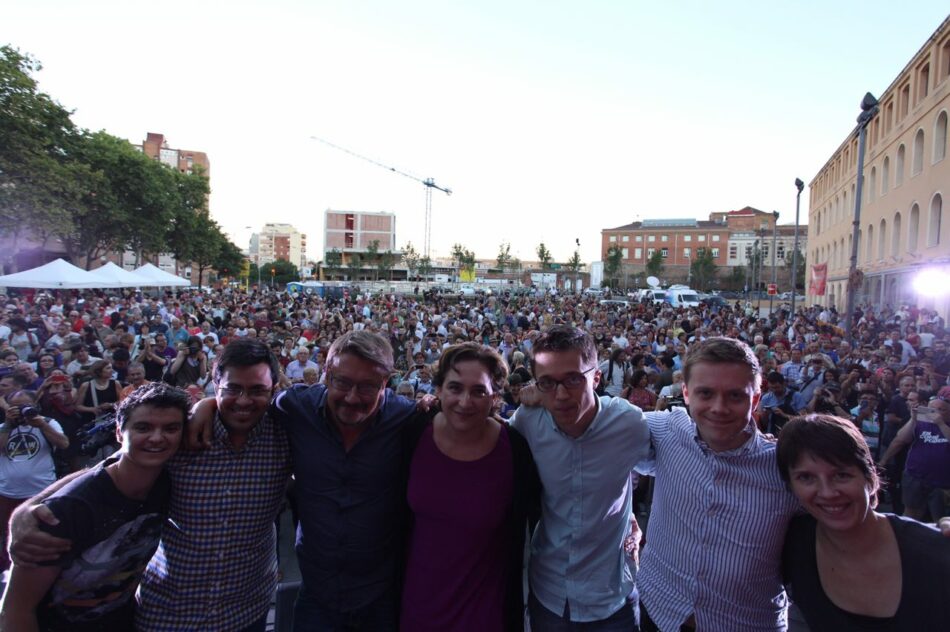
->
[132,263,191,287]
[89,262,154,287]
[0,258,122,289]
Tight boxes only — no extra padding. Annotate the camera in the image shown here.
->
[17,405,39,421]
[913,367,924,376]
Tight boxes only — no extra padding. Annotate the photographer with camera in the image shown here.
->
[0,390,68,573]
[167,335,208,389]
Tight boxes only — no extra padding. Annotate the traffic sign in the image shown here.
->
[767,283,777,296]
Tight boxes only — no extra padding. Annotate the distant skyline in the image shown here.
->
[4,1,948,264]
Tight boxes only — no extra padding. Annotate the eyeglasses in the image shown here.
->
[217,385,273,399]
[535,367,597,392]
[328,374,385,397]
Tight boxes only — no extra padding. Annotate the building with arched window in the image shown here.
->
[807,15,950,320]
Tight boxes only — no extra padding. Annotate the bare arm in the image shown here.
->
[186,397,218,450]
[879,418,916,465]
[0,564,61,632]
[31,418,69,450]
[8,471,85,565]
[72,382,95,415]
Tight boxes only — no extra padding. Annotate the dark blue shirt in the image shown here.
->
[272,385,417,611]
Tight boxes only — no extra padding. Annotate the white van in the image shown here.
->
[665,285,702,308]
[636,288,667,306]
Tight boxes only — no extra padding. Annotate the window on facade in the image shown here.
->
[683,247,691,258]
[698,235,706,242]
[622,248,629,258]
[661,235,669,242]
[609,235,617,242]
[935,111,948,163]
[882,157,889,194]
[899,83,910,118]
[866,224,874,262]
[909,203,920,252]
[929,194,943,247]
[711,248,720,258]
[892,212,902,258]
[885,101,894,133]
[635,235,643,242]
[912,129,925,175]
[648,235,656,242]
[648,248,656,257]
[712,235,720,242]
[868,167,876,202]
[878,219,887,261]
[918,63,930,102]
[634,248,642,259]
[729,245,738,259]
[661,248,669,258]
[942,38,950,82]
[896,144,905,185]
[684,235,692,242]
[622,235,629,242]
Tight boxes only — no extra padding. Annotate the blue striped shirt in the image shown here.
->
[511,397,651,622]
[638,408,800,632]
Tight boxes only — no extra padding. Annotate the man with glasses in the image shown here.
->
[511,325,651,629]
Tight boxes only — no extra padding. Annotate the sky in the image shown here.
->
[3,1,949,265]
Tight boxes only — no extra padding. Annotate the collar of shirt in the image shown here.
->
[692,418,760,457]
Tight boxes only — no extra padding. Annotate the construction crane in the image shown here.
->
[310,136,452,258]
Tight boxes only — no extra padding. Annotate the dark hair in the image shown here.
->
[766,371,786,384]
[115,382,190,430]
[530,325,597,374]
[683,337,760,391]
[212,338,280,385]
[776,414,880,507]
[433,342,509,392]
[629,369,649,388]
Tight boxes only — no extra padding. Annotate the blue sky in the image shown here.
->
[4,1,948,263]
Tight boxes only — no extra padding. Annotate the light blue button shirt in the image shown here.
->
[511,396,651,622]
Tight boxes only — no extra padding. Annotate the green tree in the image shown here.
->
[604,246,623,288]
[646,249,664,278]
[461,249,477,278]
[566,250,584,272]
[536,242,553,270]
[496,242,512,273]
[418,256,433,281]
[212,239,246,285]
[188,213,227,288]
[785,247,805,291]
[346,253,362,281]
[365,240,380,281]
[450,243,466,281]
[689,248,718,291]
[402,242,420,280]
[728,265,747,291]
[378,250,395,281]
[324,248,342,280]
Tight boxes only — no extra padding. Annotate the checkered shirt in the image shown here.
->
[136,412,292,631]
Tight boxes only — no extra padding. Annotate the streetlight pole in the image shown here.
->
[769,210,779,314]
[791,178,804,320]
[845,93,880,341]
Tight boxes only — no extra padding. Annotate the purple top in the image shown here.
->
[905,419,950,487]
[401,423,514,631]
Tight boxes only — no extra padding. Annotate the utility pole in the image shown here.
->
[791,179,804,319]
[769,211,779,314]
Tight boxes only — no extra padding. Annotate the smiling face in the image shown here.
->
[215,363,274,437]
[436,360,495,435]
[116,404,184,469]
[324,353,387,428]
[684,361,760,452]
[788,453,874,533]
[533,349,600,435]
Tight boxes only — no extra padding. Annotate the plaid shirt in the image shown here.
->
[136,412,292,631]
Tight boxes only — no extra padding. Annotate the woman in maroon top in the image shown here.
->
[401,343,539,632]
[622,369,656,412]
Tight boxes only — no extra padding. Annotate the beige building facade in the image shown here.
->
[808,16,950,319]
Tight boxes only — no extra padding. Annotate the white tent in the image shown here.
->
[132,263,191,287]
[90,262,154,287]
[0,258,122,289]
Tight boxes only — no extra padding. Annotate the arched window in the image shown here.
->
[908,203,920,252]
[892,212,901,258]
[878,219,887,260]
[929,194,943,247]
[912,129,924,175]
[832,241,838,269]
[896,145,905,185]
[882,156,889,194]
[866,224,874,262]
[935,110,948,163]
[868,167,876,202]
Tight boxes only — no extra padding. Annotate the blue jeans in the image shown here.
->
[292,588,398,632]
[528,592,640,631]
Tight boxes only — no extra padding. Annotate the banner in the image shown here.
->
[809,263,827,296]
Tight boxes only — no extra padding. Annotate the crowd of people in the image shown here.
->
[0,282,947,631]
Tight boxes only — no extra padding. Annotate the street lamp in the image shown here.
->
[845,92,880,341]
[769,210,779,314]
[791,178,804,319]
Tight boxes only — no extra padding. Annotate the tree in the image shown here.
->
[496,242,512,274]
[212,239,246,286]
[566,250,584,272]
[346,253,362,281]
[460,249,477,280]
[604,246,623,288]
[689,248,718,291]
[418,256,433,281]
[365,240,380,281]
[324,248,342,280]
[450,243,466,281]
[536,242,553,270]
[402,242,420,280]
[188,213,228,288]
[785,247,806,291]
[378,250,395,281]
[728,265,747,291]
[646,249,664,278]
